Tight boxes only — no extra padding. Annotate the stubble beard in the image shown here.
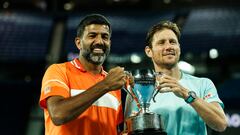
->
[153,57,179,69]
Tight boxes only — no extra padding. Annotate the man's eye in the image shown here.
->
[102,35,109,40]
[89,35,95,38]
[157,41,164,45]
[170,40,177,44]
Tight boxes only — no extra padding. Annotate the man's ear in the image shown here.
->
[145,46,152,58]
[179,43,181,56]
[75,37,81,50]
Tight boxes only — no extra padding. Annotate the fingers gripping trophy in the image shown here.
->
[123,69,167,135]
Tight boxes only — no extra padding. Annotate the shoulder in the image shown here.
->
[182,72,211,81]
[181,72,214,85]
[181,72,217,95]
[47,62,69,71]
[44,62,70,76]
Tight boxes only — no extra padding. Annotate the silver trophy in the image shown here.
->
[124,69,167,135]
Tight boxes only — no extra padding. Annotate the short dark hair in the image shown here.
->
[145,20,181,47]
[76,14,112,38]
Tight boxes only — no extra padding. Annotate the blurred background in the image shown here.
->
[0,0,240,135]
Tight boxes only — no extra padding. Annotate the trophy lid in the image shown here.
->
[132,69,155,84]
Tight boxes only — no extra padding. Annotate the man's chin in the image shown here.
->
[90,52,102,56]
[90,61,103,65]
[159,61,177,68]
[165,63,177,68]
[89,55,105,65]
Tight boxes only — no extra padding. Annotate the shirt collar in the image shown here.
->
[71,58,107,76]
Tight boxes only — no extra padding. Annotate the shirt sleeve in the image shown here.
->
[202,78,224,109]
[39,64,70,109]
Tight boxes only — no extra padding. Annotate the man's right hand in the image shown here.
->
[102,66,128,91]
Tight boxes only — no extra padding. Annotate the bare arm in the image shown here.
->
[47,67,127,125]
[190,99,227,132]
[157,75,227,132]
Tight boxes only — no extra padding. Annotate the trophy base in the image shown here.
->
[125,113,167,135]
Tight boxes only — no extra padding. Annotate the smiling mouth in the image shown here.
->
[163,53,175,56]
[92,48,104,53]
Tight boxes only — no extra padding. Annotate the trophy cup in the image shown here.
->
[124,69,167,135]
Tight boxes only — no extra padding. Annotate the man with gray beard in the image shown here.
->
[39,14,133,135]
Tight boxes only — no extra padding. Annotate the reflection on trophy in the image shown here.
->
[124,69,167,135]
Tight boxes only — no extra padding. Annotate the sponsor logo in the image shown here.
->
[44,86,51,94]
[203,93,212,100]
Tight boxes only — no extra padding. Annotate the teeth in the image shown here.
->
[93,48,103,53]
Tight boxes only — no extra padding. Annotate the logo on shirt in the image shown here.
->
[203,93,212,100]
[44,86,51,94]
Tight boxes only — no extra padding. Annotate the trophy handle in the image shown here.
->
[153,90,159,102]
[121,71,134,102]
[153,72,163,102]
[122,84,141,109]
[122,86,134,102]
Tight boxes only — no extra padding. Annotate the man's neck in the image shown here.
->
[78,57,102,74]
[155,65,182,80]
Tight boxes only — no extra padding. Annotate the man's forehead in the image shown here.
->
[153,29,178,40]
[84,24,110,32]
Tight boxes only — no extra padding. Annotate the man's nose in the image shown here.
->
[165,41,174,50]
[165,41,171,47]
[94,35,104,45]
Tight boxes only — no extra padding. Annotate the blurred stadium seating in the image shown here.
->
[0,12,53,62]
[64,11,175,55]
[0,11,53,135]
[182,8,240,56]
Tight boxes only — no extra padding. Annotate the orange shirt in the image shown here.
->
[39,58,123,135]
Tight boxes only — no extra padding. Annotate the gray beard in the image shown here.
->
[82,50,107,65]
[88,53,106,65]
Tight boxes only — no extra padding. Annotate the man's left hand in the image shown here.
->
[156,74,189,99]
